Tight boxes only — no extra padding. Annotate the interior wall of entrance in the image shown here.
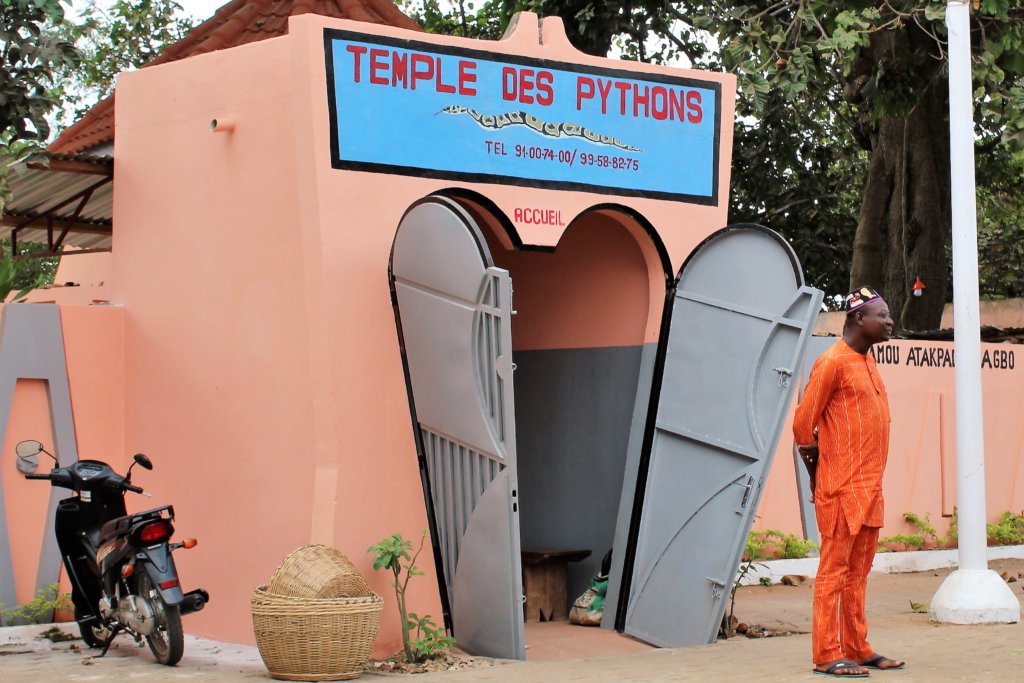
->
[454,195,667,608]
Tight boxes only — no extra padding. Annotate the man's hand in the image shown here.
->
[797,442,818,503]
[797,442,819,463]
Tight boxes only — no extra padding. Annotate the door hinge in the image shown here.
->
[707,576,727,600]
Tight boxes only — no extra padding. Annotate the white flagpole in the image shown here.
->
[930,0,1019,624]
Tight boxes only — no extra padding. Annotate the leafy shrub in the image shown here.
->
[877,533,925,553]
[368,530,454,663]
[408,612,455,659]
[987,511,1024,545]
[0,583,70,626]
[746,529,818,560]
[903,511,957,547]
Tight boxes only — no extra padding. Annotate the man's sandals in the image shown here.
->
[813,655,905,677]
[860,654,905,670]
[813,659,870,677]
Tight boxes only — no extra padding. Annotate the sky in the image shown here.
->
[67,0,228,23]
[174,0,226,22]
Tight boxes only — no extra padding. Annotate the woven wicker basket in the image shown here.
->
[251,587,383,681]
[267,545,371,599]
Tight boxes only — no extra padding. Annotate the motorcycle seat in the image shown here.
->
[98,506,174,545]
[99,515,131,545]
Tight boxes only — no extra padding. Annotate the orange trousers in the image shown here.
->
[812,512,879,665]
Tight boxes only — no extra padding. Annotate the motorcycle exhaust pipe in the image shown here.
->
[180,589,209,615]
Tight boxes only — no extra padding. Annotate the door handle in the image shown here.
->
[772,366,793,388]
[739,475,754,508]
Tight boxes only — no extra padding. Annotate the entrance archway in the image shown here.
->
[389,192,669,658]
[457,195,670,609]
[389,194,823,656]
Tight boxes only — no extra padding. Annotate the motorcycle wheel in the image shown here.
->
[75,607,111,649]
[135,571,184,666]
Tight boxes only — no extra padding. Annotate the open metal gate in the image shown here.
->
[389,196,525,660]
[622,224,822,647]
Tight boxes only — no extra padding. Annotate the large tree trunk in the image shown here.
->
[850,33,951,333]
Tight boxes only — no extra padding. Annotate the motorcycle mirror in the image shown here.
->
[16,452,39,475]
[15,440,42,458]
[15,440,56,474]
[133,453,153,470]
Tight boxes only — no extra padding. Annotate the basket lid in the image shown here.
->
[266,545,372,599]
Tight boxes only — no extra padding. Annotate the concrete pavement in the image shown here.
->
[2,558,1023,682]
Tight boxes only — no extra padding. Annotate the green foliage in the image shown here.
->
[976,150,1024,298]
[893,509,1024,550]
[758,576,772,587]
[51,0,195,132]
[403,0,675,59]
[903,511,943,546]
[368,531,453,663]
[0,0,80,145]
[399,0,527,42]
[747,529,818,560]
[0,256,34,302]
[987,510,1024,545]
[902,510,959,549]
[879,510,978,551]
[0,239,56,302]
[781,532,818,560]
[744,532,767,562]
[0,583,71,626]
[720,554,763,639]
[904,511,940,540]
[407,612,455,659]
[368,533,417,574]
[877,533,925,552]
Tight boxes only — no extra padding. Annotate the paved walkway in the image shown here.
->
[2,559,1023,682]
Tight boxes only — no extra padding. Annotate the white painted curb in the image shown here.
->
[737,543,1024,586]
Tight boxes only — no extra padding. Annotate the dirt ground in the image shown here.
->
[734,556,1024,637]
[2,559,1024,682]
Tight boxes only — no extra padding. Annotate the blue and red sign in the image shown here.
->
[325,29,722,204]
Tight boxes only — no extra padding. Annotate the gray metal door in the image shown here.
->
[390,196,525,660]
[623,224,822,648]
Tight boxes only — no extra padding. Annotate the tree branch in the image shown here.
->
[767,193,842,217]
[661,27,705,65]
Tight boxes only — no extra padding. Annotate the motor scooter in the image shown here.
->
[16,440,208,665]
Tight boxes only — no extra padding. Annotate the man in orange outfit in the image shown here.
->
[794,287,905,678]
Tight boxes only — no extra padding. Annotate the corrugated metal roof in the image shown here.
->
[1,153,113,251]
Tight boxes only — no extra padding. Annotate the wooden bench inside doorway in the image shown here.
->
[521,549,592,622]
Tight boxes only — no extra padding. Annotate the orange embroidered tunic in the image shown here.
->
[793,339,891,537]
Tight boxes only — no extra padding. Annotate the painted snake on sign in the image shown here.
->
[439,105,641,153]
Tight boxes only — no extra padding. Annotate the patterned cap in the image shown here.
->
[845,286,883,315]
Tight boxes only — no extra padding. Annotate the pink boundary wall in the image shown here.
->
[756,338,1024,541]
